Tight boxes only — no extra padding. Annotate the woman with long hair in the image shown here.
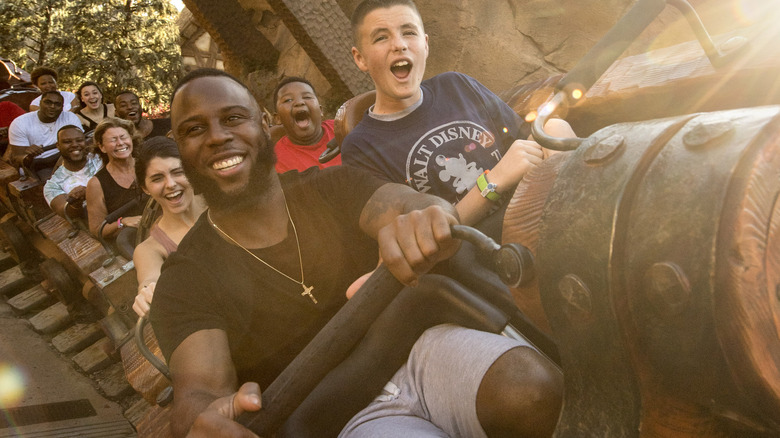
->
[132,136,206,317]
[74,81,115,135]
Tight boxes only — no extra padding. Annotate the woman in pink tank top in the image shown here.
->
[132,136,206,317]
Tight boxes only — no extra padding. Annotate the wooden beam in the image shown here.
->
[183,0,278,77]
[266,0,374,99]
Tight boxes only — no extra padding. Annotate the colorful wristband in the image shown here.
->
[476,171,501,202]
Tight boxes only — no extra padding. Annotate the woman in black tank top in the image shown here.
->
[86,117,147,238]
[74,82,115,136]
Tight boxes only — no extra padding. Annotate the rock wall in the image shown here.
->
[188,0,763,115]
[336,0,750,90]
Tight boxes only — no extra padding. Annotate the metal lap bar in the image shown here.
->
[62,202,82,238]
[667,0,747,68]
[135,315,171,381]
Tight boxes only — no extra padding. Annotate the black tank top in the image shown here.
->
[95,167,146,216]
[76,104,108,132]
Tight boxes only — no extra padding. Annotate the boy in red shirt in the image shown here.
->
[272,76,342,173]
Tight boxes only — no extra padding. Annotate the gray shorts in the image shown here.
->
[339,324,531,438]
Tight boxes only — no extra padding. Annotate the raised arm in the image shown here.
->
[454,139,543,226]
[132,238,166,317]
[48,185,87,218]
[359,183,461,287]
[167,329,261,437]
[455,118,576,226]
[86,176,109,237]
[6,143,44,168]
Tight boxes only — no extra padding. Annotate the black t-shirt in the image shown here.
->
[150,166,384,388]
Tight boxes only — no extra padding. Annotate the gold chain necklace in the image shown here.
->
[207,201,317,304]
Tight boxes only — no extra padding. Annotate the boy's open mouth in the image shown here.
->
[293,109,311,129]
[391,60,412,79]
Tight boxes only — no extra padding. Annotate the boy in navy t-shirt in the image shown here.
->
[342,0,573,231]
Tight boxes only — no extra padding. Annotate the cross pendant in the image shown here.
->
[301,284,317,304]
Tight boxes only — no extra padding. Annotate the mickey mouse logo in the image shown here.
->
[405,121,497,202]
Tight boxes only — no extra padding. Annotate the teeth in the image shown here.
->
[393,61,409,67]
[165,190,182,199]
[213,156,244,170]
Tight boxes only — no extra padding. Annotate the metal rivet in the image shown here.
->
[558,274,592,321]
[644,262,691,316]
[584,134,625,165]
[683,120,734,148]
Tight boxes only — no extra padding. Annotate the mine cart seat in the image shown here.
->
[318,90,376,164]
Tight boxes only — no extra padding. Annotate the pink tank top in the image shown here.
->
[150,224,178,256]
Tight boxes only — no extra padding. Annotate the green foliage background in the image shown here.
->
[0,0,181,111]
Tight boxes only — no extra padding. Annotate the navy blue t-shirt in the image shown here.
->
[342,72,529,204]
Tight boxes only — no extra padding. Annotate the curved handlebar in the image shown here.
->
[20,143,58,180]
[451,225,535,288]
[97,199,141,265]
[104,199,141,225]
[62,200,83,238]
[318,138,340,164]
[135,315,172,381]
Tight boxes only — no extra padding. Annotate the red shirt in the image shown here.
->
[274,119,342,173]
[0,101,26,128]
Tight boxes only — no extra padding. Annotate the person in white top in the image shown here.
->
[6,91,82,179]
[28,66,79,112]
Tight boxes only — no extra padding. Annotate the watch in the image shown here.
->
[477,171,501,202]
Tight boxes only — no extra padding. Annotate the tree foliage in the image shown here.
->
[0,0,62,67]
[0,0,180,108]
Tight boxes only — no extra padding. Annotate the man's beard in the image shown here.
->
[182,131,277,213]
[62,154,86,168]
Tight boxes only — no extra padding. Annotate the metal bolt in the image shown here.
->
[683,119,733,148]
[644,262,691,316]
[584,134,625,165]
[558,274,592,321]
